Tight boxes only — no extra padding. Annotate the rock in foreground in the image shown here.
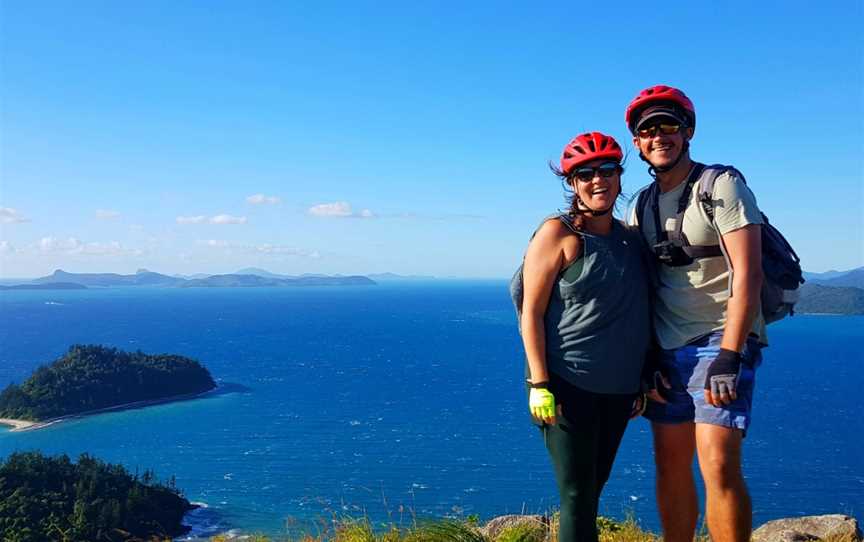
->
[748,514,861,542]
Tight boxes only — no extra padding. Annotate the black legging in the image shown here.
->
[540,378,634,542]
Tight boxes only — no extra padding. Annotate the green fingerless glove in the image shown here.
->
[529,387,556,419]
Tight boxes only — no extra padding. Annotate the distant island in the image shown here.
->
[795,283,864,315]
[13,268,380,288]
[180,273,375,288]
[0,282,87,290]
[0,345,216,424]
[0,451,194,540]
[804,267,864,289]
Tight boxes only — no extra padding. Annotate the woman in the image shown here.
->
[510,132,651,542]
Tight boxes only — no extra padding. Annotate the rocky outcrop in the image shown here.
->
[479,514,548,541]
[751,514,862,542]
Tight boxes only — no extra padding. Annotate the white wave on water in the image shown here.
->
[177,502,232,541]
[44,301,64,305]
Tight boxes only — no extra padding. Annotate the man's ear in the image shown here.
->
[685,126,695,140]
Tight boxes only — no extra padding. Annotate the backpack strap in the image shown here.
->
[674,163,724,259]
[695,165,744,294]
[634,183,656,240]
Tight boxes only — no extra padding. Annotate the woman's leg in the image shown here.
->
[542,387,600,542]
[591,394,635,518]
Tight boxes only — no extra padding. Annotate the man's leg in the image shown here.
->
[695,423,751,542]
[652,421,698,542]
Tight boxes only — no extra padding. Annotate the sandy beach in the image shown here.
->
[0,418,38,431]
[0,385,224,433]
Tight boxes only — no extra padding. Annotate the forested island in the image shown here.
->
[0,451,194,541]
[0,345,216,423]
[796,283,864,315]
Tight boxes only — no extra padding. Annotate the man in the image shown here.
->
[626,85,765,542]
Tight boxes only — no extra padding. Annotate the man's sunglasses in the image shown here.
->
[571,162,620,182]
[636,123,681,139]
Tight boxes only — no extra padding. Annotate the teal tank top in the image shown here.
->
[511,216,651,394]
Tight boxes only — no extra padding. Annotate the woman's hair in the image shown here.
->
[548,159,627,229]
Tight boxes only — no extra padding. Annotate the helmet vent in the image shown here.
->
[586,140,596,152]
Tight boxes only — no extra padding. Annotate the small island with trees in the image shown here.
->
[0,451,195,540]
[0,345,216,428]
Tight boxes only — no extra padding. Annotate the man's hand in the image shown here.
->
[629,393,648,419]
[529,387,557,425]
[704,348,743,406]
[642,349,671,404]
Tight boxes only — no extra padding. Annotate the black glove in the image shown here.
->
[704,348,742,397]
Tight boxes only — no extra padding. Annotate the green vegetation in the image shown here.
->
[211,516,700,542]
[209,515,863,542]
[0,451,193,541]
[0,344,216,421]
[797,284,864,315]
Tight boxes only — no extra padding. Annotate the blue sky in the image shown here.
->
[1,1,861,278]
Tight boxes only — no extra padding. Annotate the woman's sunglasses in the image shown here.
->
[571,162,620,183]
[637,123,681,139]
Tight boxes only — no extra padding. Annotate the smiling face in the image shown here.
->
[569,159,621,213]
[633,117,694,170]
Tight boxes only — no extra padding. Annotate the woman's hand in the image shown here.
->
[529,387,557,425]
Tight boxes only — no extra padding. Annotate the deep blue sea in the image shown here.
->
[1,282,862,538]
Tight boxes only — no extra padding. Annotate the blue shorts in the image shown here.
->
[644,331,762,432]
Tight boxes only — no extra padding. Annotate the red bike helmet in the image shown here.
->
[560,132,623,176]
[625,85,695,133]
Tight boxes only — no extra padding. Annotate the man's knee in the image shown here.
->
[653,422,696,476]
[696,424,745,489]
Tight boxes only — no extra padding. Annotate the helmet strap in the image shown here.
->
[641,139,690,178]
[574,190,615,217]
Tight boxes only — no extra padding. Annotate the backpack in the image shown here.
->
[634,163,804,324]
[510,213,580,328]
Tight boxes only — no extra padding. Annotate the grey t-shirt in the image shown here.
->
[632,168,767,350]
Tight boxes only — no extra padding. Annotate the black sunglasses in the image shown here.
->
[571,162,620,182]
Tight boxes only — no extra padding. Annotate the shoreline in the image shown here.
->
[0,418,38,431]
[0,385,222,433]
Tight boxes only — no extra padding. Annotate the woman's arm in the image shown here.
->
[520,220,581,385]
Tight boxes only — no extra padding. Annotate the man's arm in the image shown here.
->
[706,223,762,406]
[720,224,762,353]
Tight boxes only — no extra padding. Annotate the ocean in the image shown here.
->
[0,282,862,538]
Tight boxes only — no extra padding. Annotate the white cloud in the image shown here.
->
[0,241,15,254]
[252,244,319,257]
[177,215,208,224]
[0,207,30,224]
[246,194,281,205]
[309,202,352,217]
[96,209,121,220]
[209,214,248,225]
[198,239,231,248]
[37,236,143,257]
[308,202,375,219]
[39,237,82,253]
[198,240,319,258]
